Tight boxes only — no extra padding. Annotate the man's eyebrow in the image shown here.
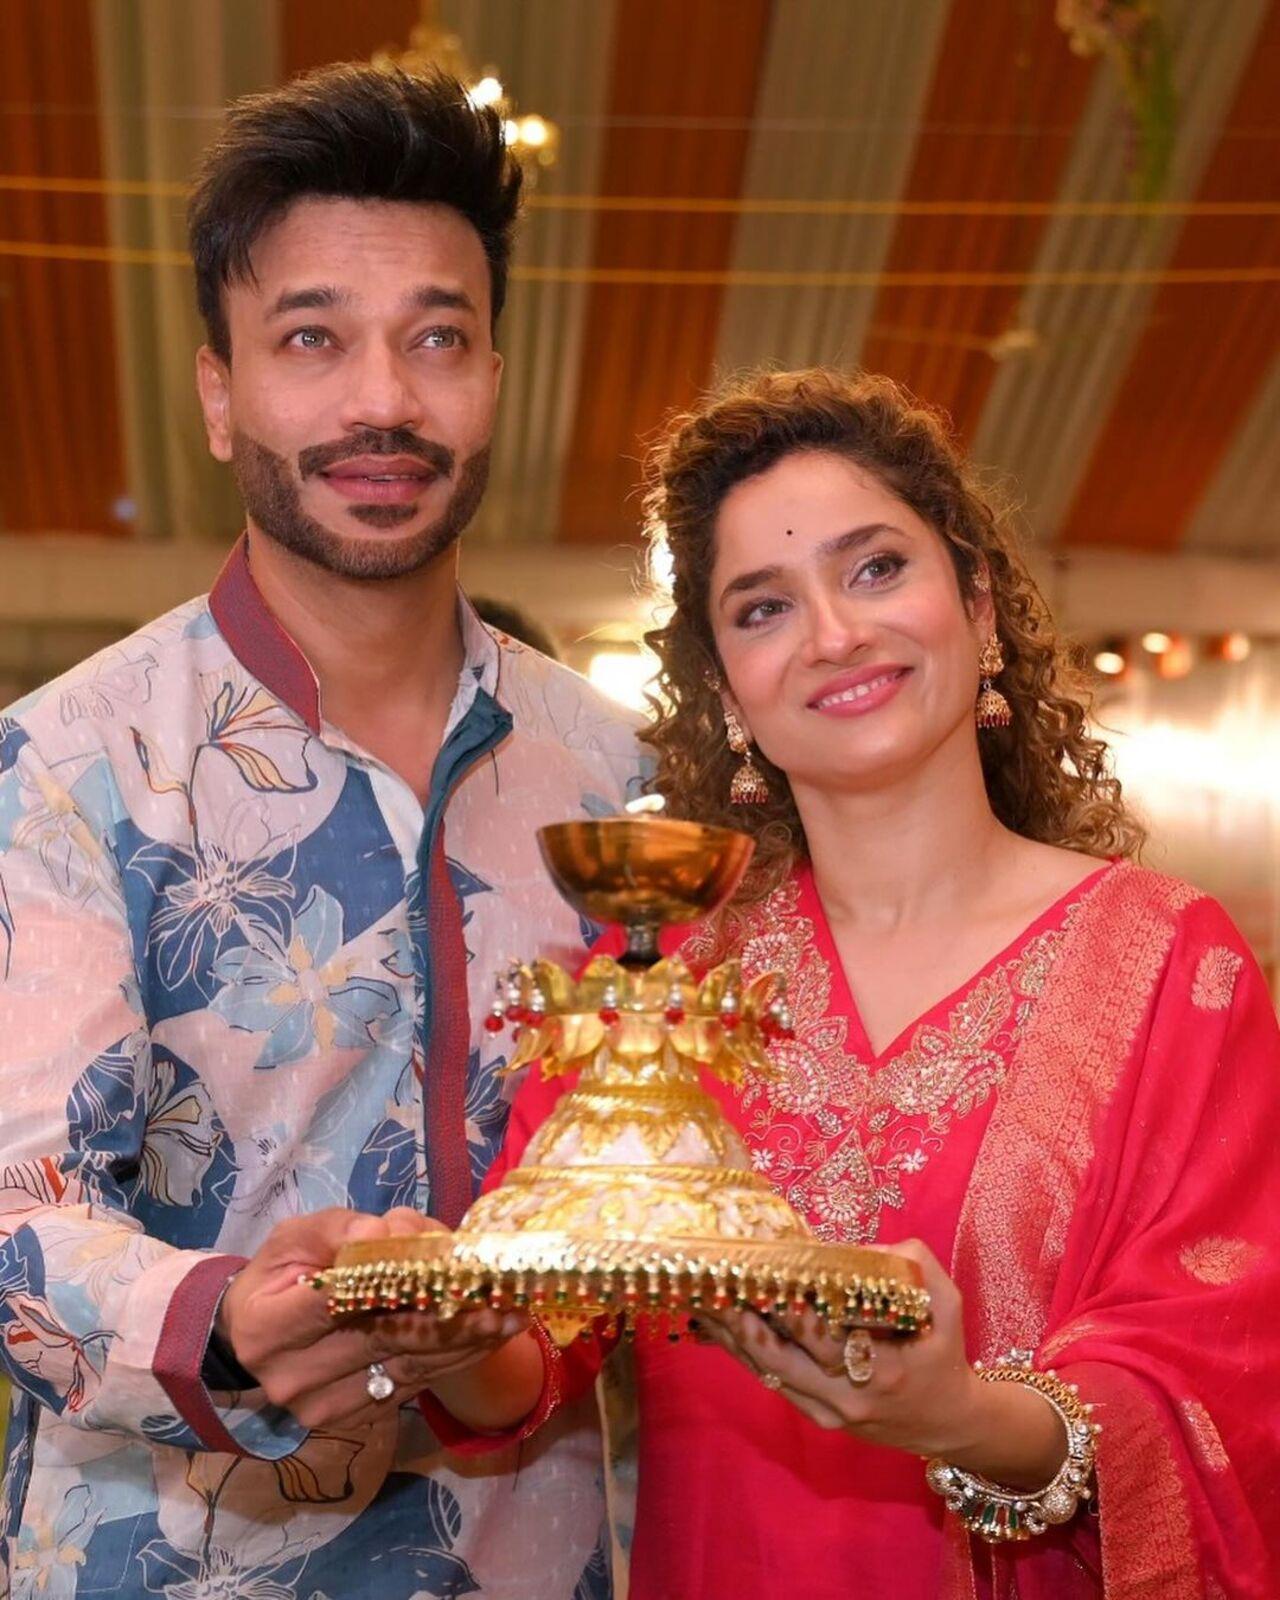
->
[266,285,351,318]
[406,284,477,315]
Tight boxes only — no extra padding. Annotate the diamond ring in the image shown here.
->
[843,1330,875,1386]
[365,1362,395,1402]
[759,1371,783,1391]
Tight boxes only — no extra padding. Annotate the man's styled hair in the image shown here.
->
[188,62,523,359]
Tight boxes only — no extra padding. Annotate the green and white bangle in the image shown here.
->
[925,1348,1100,1543]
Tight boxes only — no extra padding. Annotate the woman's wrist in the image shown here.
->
[926,1355,1099,1542]
[424,1329,544,1432]
[939,1366,1069,1490]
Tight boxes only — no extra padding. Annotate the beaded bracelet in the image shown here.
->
[925,1348,1100,1543]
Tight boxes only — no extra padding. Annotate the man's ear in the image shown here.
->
[195,345,233,463]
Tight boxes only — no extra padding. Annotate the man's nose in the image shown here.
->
[340,342,425,433]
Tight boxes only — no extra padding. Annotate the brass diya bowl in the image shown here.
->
[538,818,754,963]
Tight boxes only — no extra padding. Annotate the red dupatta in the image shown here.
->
[945,865,1280,1599]
[429,863,1280,1598]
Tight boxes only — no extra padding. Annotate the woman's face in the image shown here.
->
[707,450,991,798]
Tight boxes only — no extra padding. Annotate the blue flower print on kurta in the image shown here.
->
[211,887,400,1069]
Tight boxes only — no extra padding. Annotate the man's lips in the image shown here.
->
[807,666,912,715]
[318,455,441,505]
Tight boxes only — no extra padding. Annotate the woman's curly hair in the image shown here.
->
[641,367,1143,900]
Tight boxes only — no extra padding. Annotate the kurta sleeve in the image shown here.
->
[0,729,304,1459]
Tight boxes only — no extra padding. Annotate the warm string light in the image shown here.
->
[373,3,560,172]
[1156,637,1194,680]
[1213,632,1252,663]
[1093,642,1128,677]
[1094,633,1259,681]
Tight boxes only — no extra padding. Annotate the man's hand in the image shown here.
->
[216,1207,528,1431]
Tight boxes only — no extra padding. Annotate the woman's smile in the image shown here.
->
[807,665,913,717]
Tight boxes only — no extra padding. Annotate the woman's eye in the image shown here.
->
[737,597,788,628]
[854,552,907,586]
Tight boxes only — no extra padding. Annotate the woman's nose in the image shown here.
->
[800,594,873,665]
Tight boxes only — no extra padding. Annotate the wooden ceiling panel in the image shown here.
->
[1059,3,1280,551]
[0,1,125,534]
[281,0,421,77]
[859,0,1095,438]
[559,0,773,544]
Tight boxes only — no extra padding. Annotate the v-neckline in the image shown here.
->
[801,858,1118,1066]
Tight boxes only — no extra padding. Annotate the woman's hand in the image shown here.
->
[216,1208,531,1431]
[696,1239,1066,1488]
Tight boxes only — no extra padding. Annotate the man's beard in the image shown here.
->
[231,427,490,580]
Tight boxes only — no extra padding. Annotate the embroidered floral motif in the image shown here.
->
[1178,1235,1264,1286]
[682,879,1069,1243]
[1191,945,1243,1012]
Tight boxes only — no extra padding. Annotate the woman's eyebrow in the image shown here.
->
[717,523,906,610]
[813,522,905,559]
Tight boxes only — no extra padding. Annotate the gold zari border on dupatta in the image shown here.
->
[944,865,1205,1600]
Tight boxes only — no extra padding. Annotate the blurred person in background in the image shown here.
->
[471,596,562,660]
[0,63,642,1599]
[438,368,1280,1599]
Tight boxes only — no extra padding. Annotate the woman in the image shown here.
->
[426,369,1280,1598]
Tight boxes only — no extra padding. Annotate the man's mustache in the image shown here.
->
[297,429,455,479]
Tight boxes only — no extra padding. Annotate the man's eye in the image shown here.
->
[422,327,463,350]
[288,327,329,350]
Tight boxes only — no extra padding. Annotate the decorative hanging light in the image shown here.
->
[1155,634,1194,680]
[1093,639,1128,677]
[373,1,560,173]
[1207,632,1252,664]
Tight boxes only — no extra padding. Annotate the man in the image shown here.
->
[0,64,639,1598]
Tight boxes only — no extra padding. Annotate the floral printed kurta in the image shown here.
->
[0,538,643,1599]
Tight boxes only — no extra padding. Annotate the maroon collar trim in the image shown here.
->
[208,534,321,733]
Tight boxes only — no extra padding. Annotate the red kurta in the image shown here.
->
[433,862,1280,1599]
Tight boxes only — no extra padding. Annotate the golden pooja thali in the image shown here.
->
[316,812,931,1346]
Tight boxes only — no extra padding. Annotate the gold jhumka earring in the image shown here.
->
[976,634,1013,729]
[724,706,770,805]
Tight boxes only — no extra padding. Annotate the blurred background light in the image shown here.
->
[587,645,660,713]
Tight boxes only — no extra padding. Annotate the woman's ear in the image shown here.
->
[968,566,997,637]
[705,668,752,745]
[720,685,753,744]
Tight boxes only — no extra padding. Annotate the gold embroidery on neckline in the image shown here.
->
[682,879,1076,1243]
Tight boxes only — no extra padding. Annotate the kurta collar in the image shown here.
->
[208,533,504,738]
